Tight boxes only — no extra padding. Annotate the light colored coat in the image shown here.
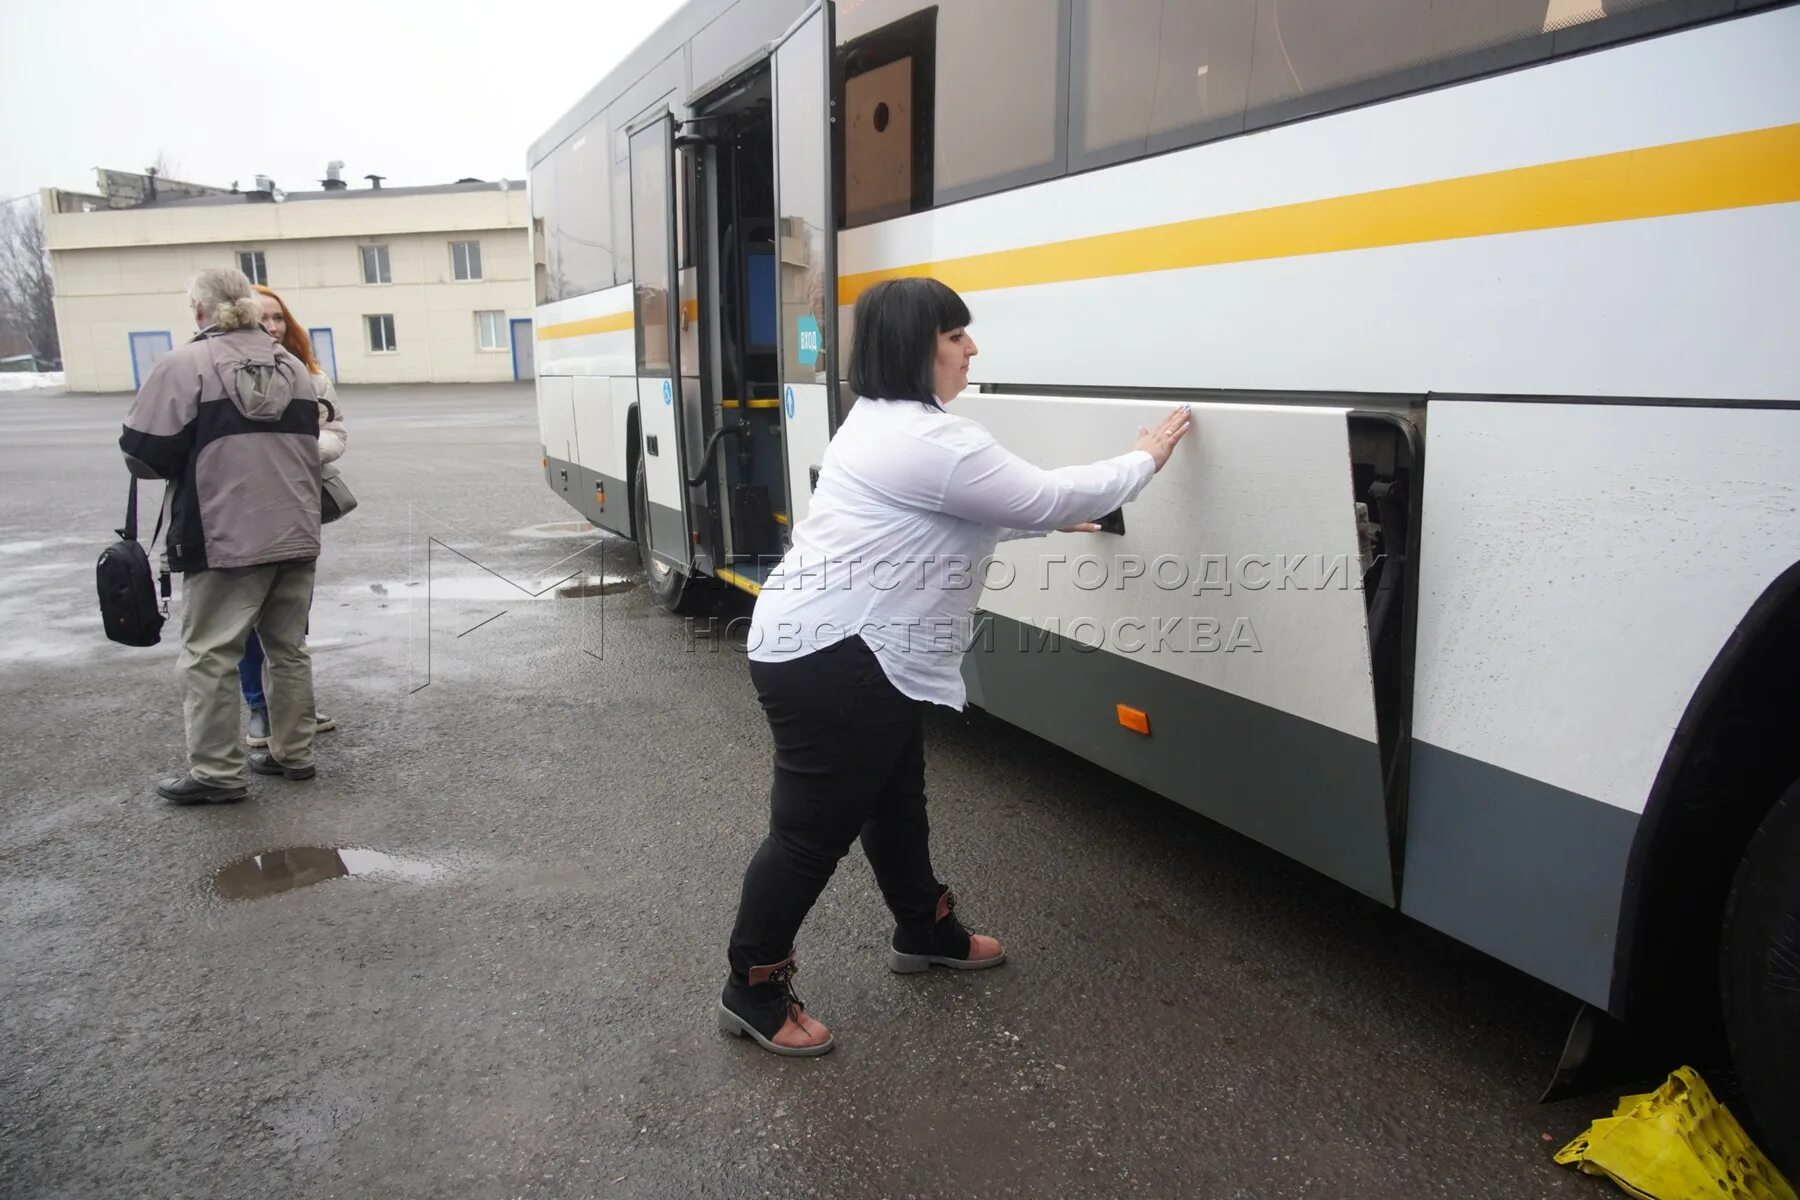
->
[315,372,347,464]
[120,327,322,572]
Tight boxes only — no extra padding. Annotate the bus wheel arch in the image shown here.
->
[1611,560,1800,1052]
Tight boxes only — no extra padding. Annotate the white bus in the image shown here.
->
[528,0,1800,1156]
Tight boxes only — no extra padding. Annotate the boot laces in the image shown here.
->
[767,960,808,1016]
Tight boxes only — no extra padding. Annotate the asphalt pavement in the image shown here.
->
[2,382,1630,1198]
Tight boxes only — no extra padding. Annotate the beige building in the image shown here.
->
[44,169,534,393]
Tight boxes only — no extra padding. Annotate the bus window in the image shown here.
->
[1072,0,1257,167]
[529,165,552,304]
[1244,0,1655,119]
[838,0,1065,218]
[841,7,936,226]
[612,124,633,284]
[936,0,1064,202]
[534,121,614,302]
[1074,1,1678,168]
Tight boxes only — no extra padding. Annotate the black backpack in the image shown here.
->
[96,478,170,647]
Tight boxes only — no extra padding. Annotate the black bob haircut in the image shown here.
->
[847,277,972,407]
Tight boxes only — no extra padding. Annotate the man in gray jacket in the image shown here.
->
[120,267,324,803]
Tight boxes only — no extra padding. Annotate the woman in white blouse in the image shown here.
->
[717,278,1192,1056]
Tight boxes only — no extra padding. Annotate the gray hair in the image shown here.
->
[188,267,264,332]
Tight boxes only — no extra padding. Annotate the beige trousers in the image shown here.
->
[178,560,316,785]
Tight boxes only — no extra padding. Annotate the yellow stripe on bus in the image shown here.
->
[537,311,633,341]
[838,123,1800,303]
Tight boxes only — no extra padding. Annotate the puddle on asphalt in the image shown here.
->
[352,574,628,603]
[556,576,636,598]
[212,847,446,900]
[512,521,603,540]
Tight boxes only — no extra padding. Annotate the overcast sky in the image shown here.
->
[0,0,686,202]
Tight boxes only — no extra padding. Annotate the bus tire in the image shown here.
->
[1720,779,1800,1173]
[632,455,701,614]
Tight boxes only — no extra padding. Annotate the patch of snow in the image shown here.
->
[0,372,66,394]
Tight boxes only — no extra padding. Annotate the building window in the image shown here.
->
[237,250,268,286]
[451,240,483,281]
[360,244,391,284]
[475,310,507,351]
[366,314,397,353]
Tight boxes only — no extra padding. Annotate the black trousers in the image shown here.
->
[726,637,942,990]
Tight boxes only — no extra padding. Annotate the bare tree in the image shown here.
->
[0,198,61,367]
[150,150,182,182]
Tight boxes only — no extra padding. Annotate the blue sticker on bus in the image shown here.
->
[784,386,796,419]
[662,380,672,406]
[796,315,820,366]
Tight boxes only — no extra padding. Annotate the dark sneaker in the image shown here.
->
[156,774,249,805]
[247,750,316,781]
[245,707,270,748]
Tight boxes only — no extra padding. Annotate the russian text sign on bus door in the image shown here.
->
[796,316,821,366]
[771,2,838,528]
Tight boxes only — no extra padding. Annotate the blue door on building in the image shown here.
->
[510,318,535,381]
[128,331,173,388]
[309,328,338,382]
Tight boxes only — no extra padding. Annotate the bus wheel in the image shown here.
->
[1721,779,1800,1173]
[632,456,700,614]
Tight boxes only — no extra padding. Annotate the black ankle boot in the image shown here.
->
[718,956,834,1057]
[888,885,1007,973]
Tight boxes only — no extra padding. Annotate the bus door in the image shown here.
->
[627,113,695,576]
[771,1,839,527]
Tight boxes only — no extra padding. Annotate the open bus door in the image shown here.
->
[771,1,838,528]
[627,112,696,584]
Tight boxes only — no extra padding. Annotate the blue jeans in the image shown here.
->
[238,629,266,710]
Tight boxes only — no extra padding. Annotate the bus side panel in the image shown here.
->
[537,374,578,505]
[960,393,1395,904]
[1404,401,1800,1008]
[570,376,630,535]
[608,378,639,535]
[534,286,636,529]
[535,285,635,377]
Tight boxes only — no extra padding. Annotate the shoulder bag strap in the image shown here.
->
[118,477,139,541]
[152,485,172,613]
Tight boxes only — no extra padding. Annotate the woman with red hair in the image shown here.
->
[238,284,348,746]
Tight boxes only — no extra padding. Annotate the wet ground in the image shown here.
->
[3,382,1634,1198]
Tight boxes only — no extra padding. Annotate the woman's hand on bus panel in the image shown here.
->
[1057,406,1189,530]
[1134,405,1193,472]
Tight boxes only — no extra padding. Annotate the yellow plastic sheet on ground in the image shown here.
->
[1555,1067,1796,1200]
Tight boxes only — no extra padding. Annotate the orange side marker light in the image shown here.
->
[1117,704,1150,736]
